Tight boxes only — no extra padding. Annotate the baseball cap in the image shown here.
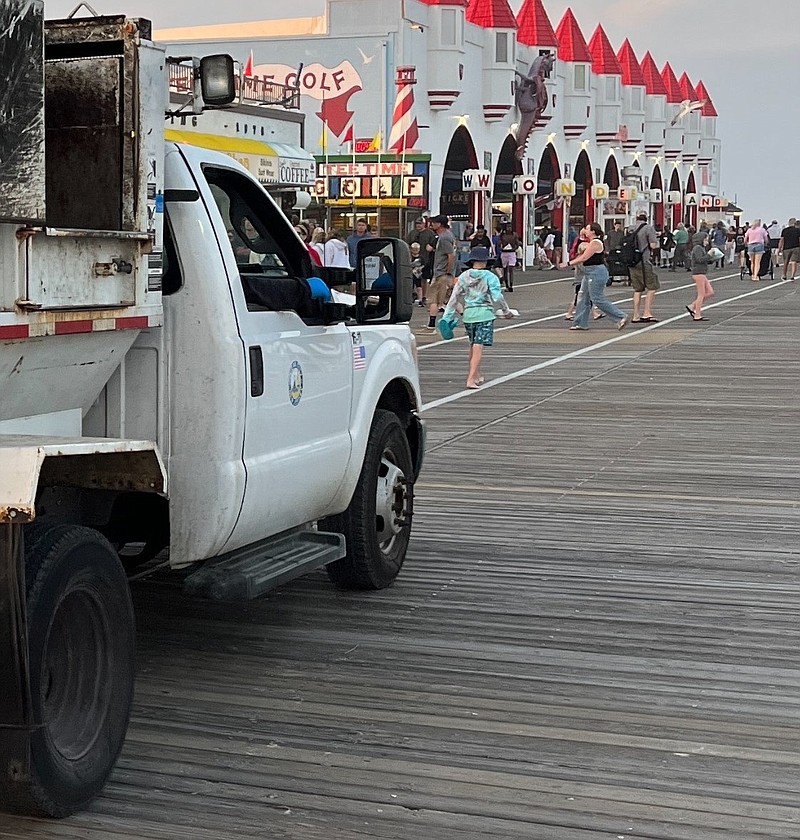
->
[636,212,648,221]
[429,214,449,226]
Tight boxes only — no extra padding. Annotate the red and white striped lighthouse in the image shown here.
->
[388,66,419,153]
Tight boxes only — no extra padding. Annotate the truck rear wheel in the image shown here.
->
[324,409,414,590]
[16,525,135,817]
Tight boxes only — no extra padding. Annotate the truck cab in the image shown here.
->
[0,3,423,818]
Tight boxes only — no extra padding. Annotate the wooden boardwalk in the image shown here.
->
[3,269,799,840]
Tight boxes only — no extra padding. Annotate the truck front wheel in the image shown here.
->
[17,525,135,817]
[324,409,414,590]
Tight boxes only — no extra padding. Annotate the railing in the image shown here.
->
[237,75,300,110]
[167,62,300,110]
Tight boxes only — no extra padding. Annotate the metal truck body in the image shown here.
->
[0,3,422,817]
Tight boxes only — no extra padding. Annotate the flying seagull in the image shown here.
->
[357,47,375,65]
[670,99,706,126]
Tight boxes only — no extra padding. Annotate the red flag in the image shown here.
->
[243,50,254,78]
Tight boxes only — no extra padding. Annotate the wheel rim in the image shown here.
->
[374,450,409,554]
[42,588,112,762]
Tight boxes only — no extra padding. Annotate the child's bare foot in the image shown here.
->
[466,379,481,389]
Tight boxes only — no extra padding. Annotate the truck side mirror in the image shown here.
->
[354,239,412,324]
[200,55,236,107]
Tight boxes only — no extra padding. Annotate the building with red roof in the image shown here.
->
[615,39,646,152]
[159,0,726,236]
[587,25,622,145]
[465,0,516,28]
[515,0,557,47]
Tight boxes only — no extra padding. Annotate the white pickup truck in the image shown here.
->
[0,4,423,817]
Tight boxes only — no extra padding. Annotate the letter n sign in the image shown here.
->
[555,179,576,197]
[512,176,536,195]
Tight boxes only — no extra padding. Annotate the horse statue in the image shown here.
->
[514,52,554,161]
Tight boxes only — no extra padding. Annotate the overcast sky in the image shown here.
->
[45,0,799,223]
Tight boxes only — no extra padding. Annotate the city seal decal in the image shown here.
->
[288,360,304,406]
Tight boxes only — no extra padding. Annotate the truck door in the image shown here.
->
[185,153,353,551]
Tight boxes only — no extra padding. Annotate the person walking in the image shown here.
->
[659,225,675,269]
[744,219,769,280]
[406,217,437,305]
[629,211,660,323]
[673,222,689,270]
[499,225,521,291]
[440,246,514,388]
[346,218,374,268]
[779,218,800,281]
[425,214,456,331]
[686,230,714,321]
[711,222,727,269]
[560,223,627,331]
[725,225,737,266]
[321,229,350,267]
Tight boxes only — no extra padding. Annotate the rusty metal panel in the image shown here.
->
[0,0,45,224]
[44,55,123,231]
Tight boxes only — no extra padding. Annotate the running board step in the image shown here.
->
[182,529,345,601]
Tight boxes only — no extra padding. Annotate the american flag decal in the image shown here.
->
[353,345,367,370]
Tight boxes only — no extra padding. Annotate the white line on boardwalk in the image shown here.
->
[419,278,788,413]
[418,270,742,351]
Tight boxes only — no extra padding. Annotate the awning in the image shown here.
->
[165,129,316,188]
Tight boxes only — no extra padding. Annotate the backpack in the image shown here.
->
[612,223,646,268]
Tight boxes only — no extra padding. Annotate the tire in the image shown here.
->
[323,410,414,590]
[15,525,135,817]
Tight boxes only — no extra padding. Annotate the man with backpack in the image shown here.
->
[626,211,660,322]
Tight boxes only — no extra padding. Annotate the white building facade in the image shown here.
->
[158,0,726,241]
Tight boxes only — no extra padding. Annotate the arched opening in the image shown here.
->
[603,154,620,190]
[439,126,479,238]
[534,143,561,228]
[685,171,697,228]
[669,168,681,229]
[492,134,523,237]
[573,150,593,228]
[650,165,664,228]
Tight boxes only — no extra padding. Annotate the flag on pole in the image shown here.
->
[243,50,254,78]
[366,129,382,153]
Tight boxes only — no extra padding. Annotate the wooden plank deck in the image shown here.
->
[2,270,799,840]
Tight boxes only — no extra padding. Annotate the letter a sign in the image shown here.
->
[684,193,698,207]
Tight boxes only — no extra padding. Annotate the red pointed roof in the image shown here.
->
[554,8,591,63]
[516,0,557,47]
[678,72,698,102]
[616,39,645,86]
[660,62,683,103]
[466,0,517,28]
[694,80,718,117]
[587,24,621,75]
[640,52,667,96]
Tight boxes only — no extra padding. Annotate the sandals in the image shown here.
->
[569,325,588,331]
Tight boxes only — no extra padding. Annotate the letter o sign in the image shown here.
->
[513,176,536,195]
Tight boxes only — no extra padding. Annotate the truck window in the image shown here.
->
[202,166,319,317]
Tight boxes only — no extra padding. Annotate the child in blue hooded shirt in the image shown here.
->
[442,246,514,389]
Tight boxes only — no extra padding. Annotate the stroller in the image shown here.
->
[605,251,631,286]
[741,246,774,280]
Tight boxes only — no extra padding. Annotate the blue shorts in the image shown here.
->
[464,320,494,346]
[747,243,765,255]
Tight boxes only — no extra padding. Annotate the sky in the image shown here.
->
[43,0,800,223]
